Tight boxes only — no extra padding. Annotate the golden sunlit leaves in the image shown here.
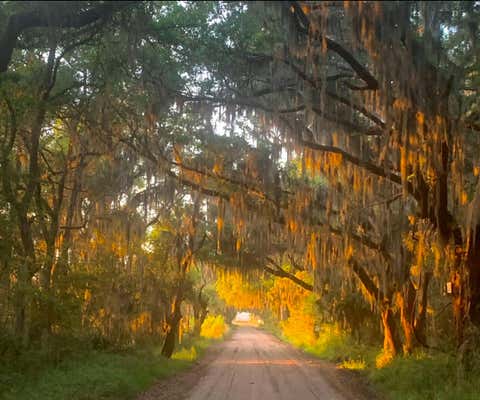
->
[216,271,264,310]
[200,315,228,339]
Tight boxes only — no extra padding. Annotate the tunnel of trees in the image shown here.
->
[1,0,480,374]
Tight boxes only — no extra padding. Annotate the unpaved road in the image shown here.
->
[138,327,378,400]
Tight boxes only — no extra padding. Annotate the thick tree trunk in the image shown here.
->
[381,303,401,357]
[398,282,417,354]
[161,304,182,358]
[414,270,432,346]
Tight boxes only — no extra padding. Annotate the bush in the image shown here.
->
[281,312,316,347]
[305,324,375,366]
[200,315,228,339]
[172,346,197,361]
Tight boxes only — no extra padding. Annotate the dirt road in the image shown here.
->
[138,327,378,400]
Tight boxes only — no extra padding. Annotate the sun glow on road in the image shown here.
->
[213,359,324,366]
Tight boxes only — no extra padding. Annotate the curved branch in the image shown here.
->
[288,1,378,90]
[264,257,313,292]
[0,2,137,73]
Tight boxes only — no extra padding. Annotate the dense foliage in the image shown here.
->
[1,1,480,396]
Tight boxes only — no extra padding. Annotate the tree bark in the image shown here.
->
[161,295,182,358]
[414,270,432,346]
[398,281,417,354]
[467,226,480,326]
[193,285,208,336]
[381,303,401,357]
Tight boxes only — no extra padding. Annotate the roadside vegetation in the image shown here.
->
[1,330,222,400]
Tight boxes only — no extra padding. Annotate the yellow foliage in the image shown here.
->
[281,310,316,347]
[340,359,366,370]
[200,315,228,339]
[216,271,263,310]
[267,271,313,318]
[172,346,197,361]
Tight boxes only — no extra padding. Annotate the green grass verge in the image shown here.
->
[370,352,480,400]
[0,337,216,400]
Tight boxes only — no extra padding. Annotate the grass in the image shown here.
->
[264,322,480,400]
[0,337,216,400]
[370,352,480,400]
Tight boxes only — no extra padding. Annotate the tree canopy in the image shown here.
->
[1,0,480,370]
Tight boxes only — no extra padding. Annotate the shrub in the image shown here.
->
[281,311,316,348]
[200,315,228,339]
[172,346,197,361]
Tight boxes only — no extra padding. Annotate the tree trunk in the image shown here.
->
[14,286,26,338]
[467,227,480,326]
[15,217,36,346]
[451,268,467,346]
[162,196,202,357]
[39,243,55,342]
[194,305,208,336]
[193,284,208,336]
[414,270,432,346]
[161,297,182,358]
[381,303,401,357]
[398,282,417,354]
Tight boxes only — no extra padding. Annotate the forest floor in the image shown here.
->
[137,326,379,400]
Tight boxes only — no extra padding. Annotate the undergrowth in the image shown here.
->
[0,336,215,400]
